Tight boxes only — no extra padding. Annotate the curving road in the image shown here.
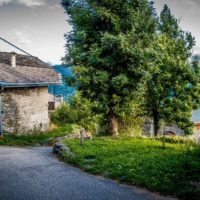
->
[0,147,176,200]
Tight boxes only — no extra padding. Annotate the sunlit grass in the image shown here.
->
[62,137,200,199]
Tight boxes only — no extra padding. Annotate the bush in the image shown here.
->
[52,92,147,136]
[51,93,102,134]
[117,100,145,136]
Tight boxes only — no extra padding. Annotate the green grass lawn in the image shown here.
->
[0,124,77,146]
[61,137,200,200]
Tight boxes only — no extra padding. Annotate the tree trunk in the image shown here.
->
[153,110,159,137]
[108,116,119,136]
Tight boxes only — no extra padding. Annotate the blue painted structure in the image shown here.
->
[48,65,75,101]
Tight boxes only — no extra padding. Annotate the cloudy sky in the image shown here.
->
[0,0,199,64]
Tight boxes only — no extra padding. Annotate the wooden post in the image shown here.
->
[162,120,166,149]
[80,128,85,146]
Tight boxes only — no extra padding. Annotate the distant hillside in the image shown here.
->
[48,65,75,100]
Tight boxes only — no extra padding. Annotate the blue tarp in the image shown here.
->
[48,65,76,101]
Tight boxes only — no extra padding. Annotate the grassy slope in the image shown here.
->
[62,137,200,200]
[0,124,77,146]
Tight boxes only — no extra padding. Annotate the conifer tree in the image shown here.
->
[61,0,156,135]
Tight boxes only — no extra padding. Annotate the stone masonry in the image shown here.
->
[1,87,49,135]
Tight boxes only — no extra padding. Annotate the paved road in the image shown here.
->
[0,147,176,200]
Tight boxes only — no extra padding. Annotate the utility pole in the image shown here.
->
[0,91,3,137]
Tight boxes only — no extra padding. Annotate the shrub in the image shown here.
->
[117,100,145,136]
[52,92,146,136]
[51,93,102,134]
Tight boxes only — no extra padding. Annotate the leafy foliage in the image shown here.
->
[116,94,145,136]
[51,92,102,134]
[61,1,200,137]
[146,5,200,135]
[61,0,156,135]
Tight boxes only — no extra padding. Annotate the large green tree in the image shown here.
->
[61,0,156,135]
[146,5,200,136]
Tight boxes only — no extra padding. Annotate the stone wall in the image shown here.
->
[142,119,185,136]
[1,87,49,135]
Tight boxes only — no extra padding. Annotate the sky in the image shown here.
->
[0,0,70,65]
[0,0,200,65]
[154,0,200,56]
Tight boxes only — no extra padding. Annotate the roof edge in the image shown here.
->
[0,82,61,88]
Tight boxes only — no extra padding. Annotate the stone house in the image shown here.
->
[0,52,61,135]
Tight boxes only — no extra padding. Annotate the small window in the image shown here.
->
[48,102,55,110]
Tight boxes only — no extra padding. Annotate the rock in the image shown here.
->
[55,142,64,148]
[53,142,64,154]
[53,143,75,161]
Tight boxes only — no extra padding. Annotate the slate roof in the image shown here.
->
[0,52,61,88]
